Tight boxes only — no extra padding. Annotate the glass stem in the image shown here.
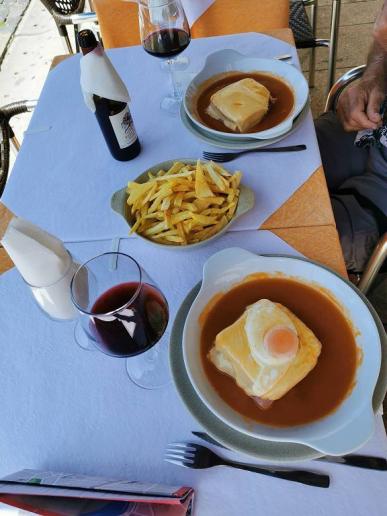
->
[168,58,180,99]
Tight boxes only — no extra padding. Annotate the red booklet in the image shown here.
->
[0,469,194,515]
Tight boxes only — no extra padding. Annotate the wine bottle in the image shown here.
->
[78,30,141,162]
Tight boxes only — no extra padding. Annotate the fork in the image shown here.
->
[202,145,307,163]
[165,442,330,488]
[192,431,387,471]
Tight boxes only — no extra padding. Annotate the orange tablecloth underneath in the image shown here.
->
[93,0,289,49]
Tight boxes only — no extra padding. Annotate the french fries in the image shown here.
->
[126,161,242,246]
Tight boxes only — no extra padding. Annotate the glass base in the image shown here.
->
[160,55,190,71]
[75,322,170,389]
[74,321,97,352]
[126,341,171,390]
[160,96,181,116]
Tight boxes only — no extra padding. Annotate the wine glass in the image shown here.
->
[138,0,191,115]
[70,252,170,389]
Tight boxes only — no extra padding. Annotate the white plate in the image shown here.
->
[111,160,255,250]
[184,49,309,140]
[182,248,381,456]
[170,258,387,462]
[180,101,309,150]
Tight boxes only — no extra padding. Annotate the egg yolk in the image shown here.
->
[263,326,299,359]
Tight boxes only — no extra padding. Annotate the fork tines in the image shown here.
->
[165,442,197,468]
[202,151,236,163]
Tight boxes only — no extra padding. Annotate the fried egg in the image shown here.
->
[209,299,322,401]
[245,299,299,367]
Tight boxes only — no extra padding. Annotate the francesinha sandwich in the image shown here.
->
[206,78,271,133]
[208,299,322,405]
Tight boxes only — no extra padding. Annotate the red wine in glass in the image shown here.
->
[143,28,190,58]
[90,282,169,357]
[138,0,190,114]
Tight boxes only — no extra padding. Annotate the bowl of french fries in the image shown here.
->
[111,159,255,248]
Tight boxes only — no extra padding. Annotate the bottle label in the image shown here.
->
[109,105,138,149]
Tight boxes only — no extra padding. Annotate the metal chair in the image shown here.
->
[290,0,341,91]
[39,0,98,53]
[324,65,386,294]
[359,234,387,295]
[0,100,37,197]
[325,64,366,112]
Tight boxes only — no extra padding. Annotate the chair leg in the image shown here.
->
[74,24,80,53]
[10,135,20,152]
[59,25,74,54]
[308,0,318,88]
[327,0,342,92]
[358,234,387,295]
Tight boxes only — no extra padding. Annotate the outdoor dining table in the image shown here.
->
[0,18,386,516]
[0,27,346,277]
[90,0,348,277]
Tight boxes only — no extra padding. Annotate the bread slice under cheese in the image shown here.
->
[208,303,322,401]
[206,78,271,133]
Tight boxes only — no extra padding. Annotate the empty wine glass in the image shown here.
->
[138,0,191,115]
[70,252,170,389]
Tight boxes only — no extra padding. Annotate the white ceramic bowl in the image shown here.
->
[111,160,254,250]
[182,248,381,455]
[184,49,309,141]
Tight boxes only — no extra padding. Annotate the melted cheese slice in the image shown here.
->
[208,301,322,401]
[206,78,271,133]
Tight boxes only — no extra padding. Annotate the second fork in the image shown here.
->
[165,442,330,488]
[203,144,307,163]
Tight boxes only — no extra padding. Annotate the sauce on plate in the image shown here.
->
[200,276,358,427]
[195,72,294,133]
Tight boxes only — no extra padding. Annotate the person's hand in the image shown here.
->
[336,78,384,132]
[337,1,387,132]
[374,1,387,51]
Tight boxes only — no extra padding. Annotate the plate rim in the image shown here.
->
[169,253,387,462]
[183,51,309,140]
[180,101,310,150]
[110,159,255,250]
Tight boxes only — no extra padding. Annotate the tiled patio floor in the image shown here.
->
[301,0,385,114]
[0,0,65,170]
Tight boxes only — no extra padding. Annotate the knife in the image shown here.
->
[192,431,387,471]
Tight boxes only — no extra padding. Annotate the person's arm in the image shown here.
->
[337,3,387,132]
[374,0,387,51]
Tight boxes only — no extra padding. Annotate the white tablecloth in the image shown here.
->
[2,32,321,241]
[0,231,386,516]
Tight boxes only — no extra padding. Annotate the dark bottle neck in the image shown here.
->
[80,44,98,56]
[78,29,99,56]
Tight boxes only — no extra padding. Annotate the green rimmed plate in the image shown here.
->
[180,101,310,150]
[169,255,387,462]
[111,159,254,250]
